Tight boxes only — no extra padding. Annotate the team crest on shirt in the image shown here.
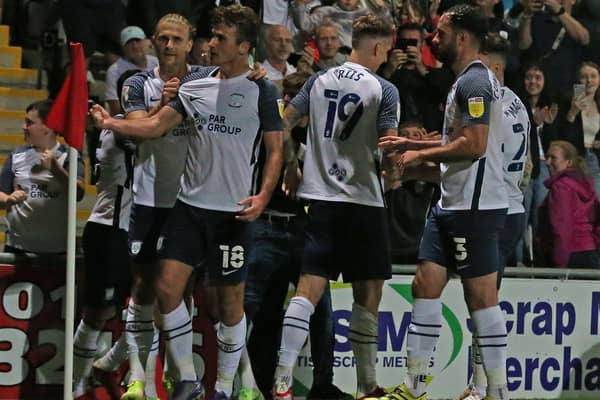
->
[228,93,244,108]
[277,98,285,118]
[468,97,484,118]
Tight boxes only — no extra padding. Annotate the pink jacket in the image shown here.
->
[540,168,600,268]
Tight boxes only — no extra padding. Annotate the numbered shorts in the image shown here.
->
[82,221,131,308]
[302,201,392,282]
[128,204,172,264]
[159,200,250,285]
[418,205,506,279]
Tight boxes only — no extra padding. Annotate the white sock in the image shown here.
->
[94,332,127,371]
[275,296,314,394]
[349,303,378,395]
[239,347,258,389]
[144,327,160,398]
[404,298,442,397]
[161,301,197,382]
[215,314,247,396]
[126,301,155,383]
[73,320,100,394]
[471,333,487,397]
[471,306,508,400]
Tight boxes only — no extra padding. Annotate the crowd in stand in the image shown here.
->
[0,1,599,400]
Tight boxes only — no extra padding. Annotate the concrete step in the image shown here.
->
[0,67,39,88]
[0,110,23,132]
[0,87,48,110]
[0,46,22,68]
[0,26,9,47]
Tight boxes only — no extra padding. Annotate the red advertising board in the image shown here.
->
[0,263,217,399]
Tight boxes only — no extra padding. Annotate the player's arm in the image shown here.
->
[282,104,306,166]
[91,104,183,139]
[260,130,284,199]
[0,155,25,209]
[411,123,488,163]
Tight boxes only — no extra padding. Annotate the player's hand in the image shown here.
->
[422,130,441,141]
[161,77,180,106]
[236,192,269,222]
[7,190,27,205]
[382,152,402,191]
[282,164,302,199]
[40,149,57,171]
[379,136,410,153]
[90,104,112,129]
[397,150,424,175]
[248,62,268,80]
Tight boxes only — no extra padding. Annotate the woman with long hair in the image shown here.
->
[563,61,600,196]
[538,140,600,268]
[515,61,559,266]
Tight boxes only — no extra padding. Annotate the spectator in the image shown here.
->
[385,121,438,264]
[296,21,344,73]
[261,25,297,81]
[518,0,590,93]
[290,0,389,52]
[563,61,600,196]
[189,37,212,66]
[0,100,85,254]
[537,140,600,268]
[516,62,559,266]
[579,0,600,66]
[468,0,521,86]
[105,26,159,115]
[379,22,454,132]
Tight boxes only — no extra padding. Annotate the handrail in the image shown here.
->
[391,264,600,279]
[1,253,599,280]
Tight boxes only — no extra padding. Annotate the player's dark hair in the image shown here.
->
[352,14,395,49]
[26,100,53,123]
[211,5,258,49]
[445,4,489,46]
[481,32,509,64]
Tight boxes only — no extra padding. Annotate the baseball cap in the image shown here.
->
[120,26,146,46]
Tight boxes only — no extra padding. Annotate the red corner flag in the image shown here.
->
[46,42,88,151]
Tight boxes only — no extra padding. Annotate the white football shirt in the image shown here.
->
[291,61,400,207]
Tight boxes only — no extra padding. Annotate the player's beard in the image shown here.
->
[435,42,457,66]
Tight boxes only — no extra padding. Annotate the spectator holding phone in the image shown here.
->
[379,23,454,132]
[518,0,590,93]
[563,61,600,196]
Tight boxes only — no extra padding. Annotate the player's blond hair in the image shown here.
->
[154,13,196,40]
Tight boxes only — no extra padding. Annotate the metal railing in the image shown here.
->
[2,252,599,280]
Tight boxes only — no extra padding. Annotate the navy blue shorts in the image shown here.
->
[128,204,172,264]
[302,201,391,282]
[82,221,131,308]
[418,204,507,279]
[498,212,526,287]
[159,200,251,285]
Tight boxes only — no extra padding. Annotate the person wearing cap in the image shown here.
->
[105,26,159,115]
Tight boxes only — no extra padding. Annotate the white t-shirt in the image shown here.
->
[439,60,507,211]
[500,87,530,215]
[104,55,159,101]
[168,69,283,211]
[291,61,400,207]
[89,122,134,231]
[0,143,85,252]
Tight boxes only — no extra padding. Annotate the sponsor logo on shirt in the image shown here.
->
[328,163,347,182]
[468,97,484,118]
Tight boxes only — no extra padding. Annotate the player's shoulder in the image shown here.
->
[181,66,219,84]
[123,70,153,88]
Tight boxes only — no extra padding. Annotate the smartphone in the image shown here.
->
[396,38,418,51]
[573,83,586,97]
